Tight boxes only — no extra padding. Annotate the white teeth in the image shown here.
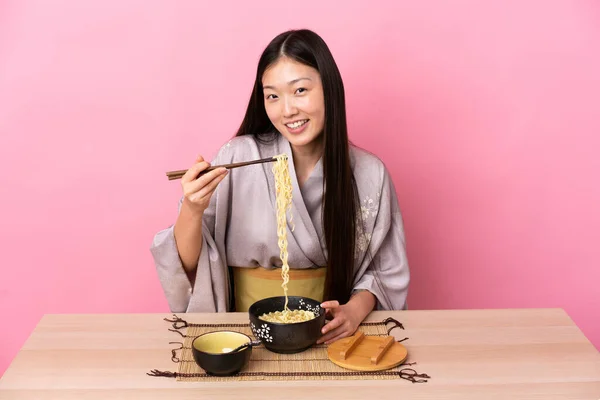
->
[286,120,308,129]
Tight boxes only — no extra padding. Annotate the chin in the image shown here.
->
[286,136,315,148]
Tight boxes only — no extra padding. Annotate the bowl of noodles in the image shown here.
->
[248,296,326,354]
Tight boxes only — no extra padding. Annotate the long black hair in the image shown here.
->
[236,29,359,305]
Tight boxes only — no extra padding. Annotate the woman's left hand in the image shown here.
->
[317,291,377,345]
[316,300,362,345]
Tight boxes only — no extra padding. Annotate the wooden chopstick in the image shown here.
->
[165,156,278,180]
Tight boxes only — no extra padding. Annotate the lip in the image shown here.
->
[284,118,308,125]
[284,119,309,135]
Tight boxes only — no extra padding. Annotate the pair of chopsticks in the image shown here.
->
[165,156,277,181]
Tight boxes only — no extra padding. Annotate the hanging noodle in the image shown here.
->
[258,154,316,324]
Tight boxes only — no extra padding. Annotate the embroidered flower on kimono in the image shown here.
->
[356,232,373,253]
[354,193,380,254]
[360,193,380,220]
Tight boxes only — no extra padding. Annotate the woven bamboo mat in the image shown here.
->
[147,315,430,383]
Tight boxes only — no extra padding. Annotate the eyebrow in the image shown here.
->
[263,77,312,90]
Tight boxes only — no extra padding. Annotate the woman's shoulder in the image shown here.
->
[211,135,263,163]
[349,144,390,186]
[218,135,259,152]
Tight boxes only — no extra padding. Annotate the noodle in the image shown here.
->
[256,154,316,324]
[273,154,294,311]
[258,309,315,324]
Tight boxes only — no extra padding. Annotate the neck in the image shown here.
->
[290,137,324,186]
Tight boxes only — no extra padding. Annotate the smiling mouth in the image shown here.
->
[285,119,309,129]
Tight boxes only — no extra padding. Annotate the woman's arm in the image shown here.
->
[173,156,228,275]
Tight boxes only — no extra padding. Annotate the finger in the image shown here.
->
[317,328,338,344]
[193,169,228,200]
[185,167,227,195]
[320,300,340,309]
[196,154,204,162]
[182,161,210,183]
[317,324,347,344]
[321,316,344,335]
[321,301,340,320]
[194,167,228,192]
[324,331,348,345]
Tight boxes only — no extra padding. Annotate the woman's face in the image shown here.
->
[262,57,325,154]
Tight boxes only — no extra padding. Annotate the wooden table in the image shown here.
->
[0,309,599,399]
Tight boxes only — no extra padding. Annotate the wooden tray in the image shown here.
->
[327,331,408,371]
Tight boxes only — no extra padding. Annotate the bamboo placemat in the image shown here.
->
[148,315,430,383]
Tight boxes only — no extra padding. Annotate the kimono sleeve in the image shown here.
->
[149,145,232,313]
[352,168,410,310]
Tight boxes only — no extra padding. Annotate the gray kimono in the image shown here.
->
[150,134,410,313]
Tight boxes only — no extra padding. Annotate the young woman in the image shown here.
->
[151,29,410,344]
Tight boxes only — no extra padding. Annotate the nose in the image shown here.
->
[282,96,298,118]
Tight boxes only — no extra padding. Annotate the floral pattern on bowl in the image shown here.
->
[298,298,321,317]
[250,322,273,343]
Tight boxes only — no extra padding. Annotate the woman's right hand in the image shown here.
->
[180,155,228,215]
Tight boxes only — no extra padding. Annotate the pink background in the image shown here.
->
[1,0,599,376]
